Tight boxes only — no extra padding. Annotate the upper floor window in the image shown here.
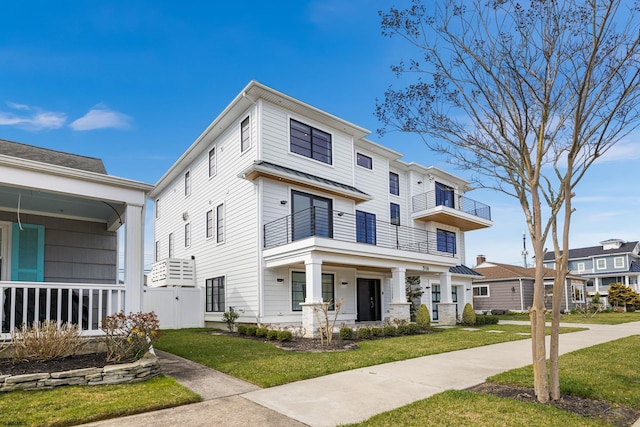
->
[154,240,159,262]
[596,258,606,270]
[241,116,251,152]
[184,171,191,196]
[389,172,400,195]
[437,229,456,254]
[356,153,372,169]
[614,257,624,268]
[216,203,225,243]
[206,210,214,239]
[209,148,216,177]
[577,262,585,273]
[390,203,400,226]
[184,223,191,247]
[435,182,455,208]
[356,211,376,245]
[290,119,332,164]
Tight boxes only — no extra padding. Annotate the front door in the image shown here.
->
[357,278,381,321]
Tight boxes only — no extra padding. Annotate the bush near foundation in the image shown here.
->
[339,327,354,340]
[462,303,476,326]
[416,304,431,330]
[11,321,82,362]
[101,311,160,363]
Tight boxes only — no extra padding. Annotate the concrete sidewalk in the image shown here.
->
[83,321,640,427]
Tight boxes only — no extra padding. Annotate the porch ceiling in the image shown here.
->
[0,184,123,223]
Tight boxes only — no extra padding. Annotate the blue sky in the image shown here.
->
[2,1,639,271]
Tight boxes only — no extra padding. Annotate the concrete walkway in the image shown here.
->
[83,321,640,427]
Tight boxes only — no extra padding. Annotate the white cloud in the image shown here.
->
[69,107,132,131]
[597,140,640,163]
[0,104,66,130]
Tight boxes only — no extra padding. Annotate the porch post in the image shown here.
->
[389,267,410,322]
[124,203,145,313]
[300,256,323,338]
[437,271,457,325]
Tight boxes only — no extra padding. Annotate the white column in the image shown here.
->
[124,204,145,313]
[391,267,406,302]
[304,257,323,303]
[439,272,453,303]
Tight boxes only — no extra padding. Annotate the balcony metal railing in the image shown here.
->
[263,207,455,257]
[1,282,125,338]
[412,191,491,221]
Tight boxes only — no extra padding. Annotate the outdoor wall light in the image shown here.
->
[276,278,285,283]
[337,212,344,216]
[341,281,348,286]
[280,200,287,205]
[417,181,422,184]
[511,286,516,292]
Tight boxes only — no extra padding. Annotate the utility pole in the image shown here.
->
[522,230,529,268]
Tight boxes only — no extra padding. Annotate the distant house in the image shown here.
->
[472,256,587,313]
[0,139,152,338]
[543,239,640,304]
[148,81,492,335]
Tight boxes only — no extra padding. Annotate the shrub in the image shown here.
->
[416,304,431,330]
[462,303,476,326]
[371,327,384,337]
[256,327,268,338]
[267,329,279,340]
[11,321,82,362]
[357,327,372,340]
[237,324,248,335]
[246,325,258,336]
[406,323,421,334]
[101,311,160,362]
[339,327,354,340]
[277,330,293,342]
[383,325,397,337]
[222,308,240,333]
[397,324,411,335]
[476,314,498,325]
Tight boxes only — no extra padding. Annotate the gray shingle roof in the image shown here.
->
[0,139,107,174]
[449,265,483,276]
[543,241,639,261]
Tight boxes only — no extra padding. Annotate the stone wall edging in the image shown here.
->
[0,353,159,392]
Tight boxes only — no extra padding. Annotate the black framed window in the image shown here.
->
[184,171,191,196]
[154,241,159,262]
[390,203,400,226]
[205,276,225,312]
[437,229,456,254]
[292,190,333,241]
[206,210,213,239]
[389,172,400,195]
[435,182,455,208]
[356,152,372,169]
[356,211,376,244]
[208,148,216,177]
[290,119,332,164]
[241,116,250,152]
[291,271,335,311]
[216,203,225,243]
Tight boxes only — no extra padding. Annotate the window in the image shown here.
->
[614,257,624,268]
[577,262,585,273]
[356,152,372,169]
[208,148,216,177]
[241,116,250,152]
[389,172,400,195]
[291,271,335,311]
[205,276,225,312]
[216,203,225,243]
[437,229,456,254]
[596,258,606,270]
[154,241,159,262]
[571,284,585,303]
[206,210,213,239]
[290,119,332,164]
[291,191,333,240]
[473,285,489,297]
[168,233,174,258]
[184,171,191,196]
[184,223,191,247]
[435,182,455,208]
[356,211,376,244]
[155,199,160,219]
[390,203,400,226]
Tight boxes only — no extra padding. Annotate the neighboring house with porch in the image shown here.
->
[148,81,492,336]
[543,239,640,305]
[472,256,587,313]
[0,139,152,338]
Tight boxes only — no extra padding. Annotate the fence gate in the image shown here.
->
[143,287,203,329]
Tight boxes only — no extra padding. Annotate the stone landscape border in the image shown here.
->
[0,352,159,392]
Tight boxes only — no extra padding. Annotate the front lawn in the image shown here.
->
[155,324,583,387]
[0,375,200,426]
[495,310,640,325]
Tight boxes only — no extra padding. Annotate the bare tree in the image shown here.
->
[377,0,640,403]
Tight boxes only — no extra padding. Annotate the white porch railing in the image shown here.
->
[149,258,196,287]
[1,282,125,339]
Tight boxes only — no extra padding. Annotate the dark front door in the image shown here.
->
[357,278,381,321]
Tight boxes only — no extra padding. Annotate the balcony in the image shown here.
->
[148,258,196,287]
[263,207,455,257]
[412,191,492,231]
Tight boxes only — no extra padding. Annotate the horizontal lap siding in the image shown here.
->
[473,280,530,311]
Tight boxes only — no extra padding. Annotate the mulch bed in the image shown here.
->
[468,382,640,427]
[1,353,110,376]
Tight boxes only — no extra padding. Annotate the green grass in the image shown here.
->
[342,390,607,427]
[0,375,200,426]
[495,310,640,324]
[155,324,583,387]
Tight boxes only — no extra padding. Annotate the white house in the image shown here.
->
[0,139,153,338]
[148,81,491,336]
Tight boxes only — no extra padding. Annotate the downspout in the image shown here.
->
[519,278,524,312]
[256,98,263,326]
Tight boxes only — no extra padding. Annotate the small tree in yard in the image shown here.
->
[406,276,424,320]
[378,0,640,403]
[314,298,344,346]
[222,307,240,332]
[462,303,476,326]
[607,283,640,311]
